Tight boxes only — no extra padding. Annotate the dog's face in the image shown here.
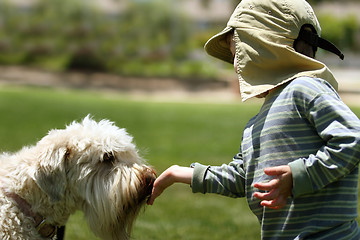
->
[33,116,155,240]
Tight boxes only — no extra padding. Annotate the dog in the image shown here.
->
[0,116,156,240]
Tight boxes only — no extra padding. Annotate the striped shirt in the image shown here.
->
[191,77,360,239]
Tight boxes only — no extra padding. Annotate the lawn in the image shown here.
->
[0,86,359,240]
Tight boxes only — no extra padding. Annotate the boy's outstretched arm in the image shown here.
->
[147,165,193,205]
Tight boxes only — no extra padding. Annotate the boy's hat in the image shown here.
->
[205,0,344,64]
[204,0,340,101]
[204,26,234,64]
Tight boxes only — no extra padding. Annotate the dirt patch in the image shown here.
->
[0,66,228,92]
[0,65,359,106]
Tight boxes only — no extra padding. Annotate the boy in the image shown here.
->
[148,0,360,239]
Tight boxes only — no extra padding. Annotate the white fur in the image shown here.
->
[0,116,155,240]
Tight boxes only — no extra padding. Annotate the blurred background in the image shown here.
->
[0,0,358,100]
[0,0,359,239]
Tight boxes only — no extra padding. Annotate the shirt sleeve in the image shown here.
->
[289,89,360,198]
[191,153,246,198]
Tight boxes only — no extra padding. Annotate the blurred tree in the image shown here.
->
[201,0,211,8]
[318,14,359,51]
[0,0,197,75]
[0,0,357,79]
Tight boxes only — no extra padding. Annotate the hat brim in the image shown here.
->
[204,26,234,64]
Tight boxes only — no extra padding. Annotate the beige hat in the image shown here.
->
[204,0,339,101]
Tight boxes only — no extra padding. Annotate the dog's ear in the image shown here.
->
[33,146,69,203]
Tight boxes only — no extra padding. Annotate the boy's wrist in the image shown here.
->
[191,163,211,194]
[169,165,193,185]
[288,159,314,197]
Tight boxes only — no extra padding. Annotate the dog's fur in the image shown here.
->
[0,116,155,240]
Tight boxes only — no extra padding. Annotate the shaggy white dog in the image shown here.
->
[0,116,156,240]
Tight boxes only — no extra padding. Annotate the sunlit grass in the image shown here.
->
[0,86,359,239]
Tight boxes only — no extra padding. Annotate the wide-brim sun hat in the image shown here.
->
[205,0,344,65]
[204,0,341,101]
[204,26,234,64]
[204,0,322,65]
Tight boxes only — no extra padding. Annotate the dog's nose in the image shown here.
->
[144,169,156,194]
[137,168,156,204]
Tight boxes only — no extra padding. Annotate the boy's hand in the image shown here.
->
[253,165,293,209]
[147,165,193,205]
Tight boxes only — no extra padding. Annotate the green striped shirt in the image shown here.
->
[192,77,360,239]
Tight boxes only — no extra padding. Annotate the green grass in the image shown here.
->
[0,86,359,240]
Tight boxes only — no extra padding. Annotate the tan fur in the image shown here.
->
[0,116,155,240]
